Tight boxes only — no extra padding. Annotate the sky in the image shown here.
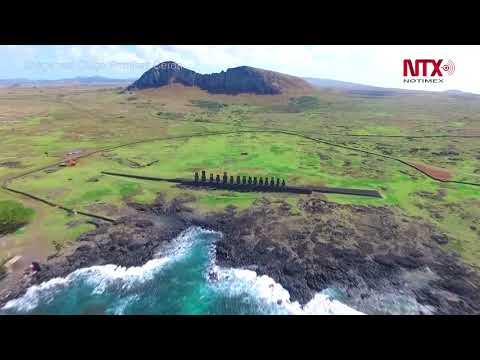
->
[1,45,479,93]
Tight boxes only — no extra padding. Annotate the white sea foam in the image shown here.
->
[2,226,363,315]
[155,226,220,260]
[301,293,364,315]
[2,277,71,313]
[212,266,364,315]
[1,257,173,313]
[2,227,215,313]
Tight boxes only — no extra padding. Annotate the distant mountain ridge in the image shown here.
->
[0,76,135,87]
[303,77,479,97]
[303,77,387,91]
[1,72,476,97]
[126,61,313,95]
[304,77,411,96]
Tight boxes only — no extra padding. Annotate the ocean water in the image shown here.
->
[0,227,363,315]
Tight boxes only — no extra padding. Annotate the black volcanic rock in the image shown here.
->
[127,61,312,95]
[128,61,197,89]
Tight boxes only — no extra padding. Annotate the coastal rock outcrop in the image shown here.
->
[1,195,479,315]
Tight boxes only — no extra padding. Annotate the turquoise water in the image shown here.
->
[0,227,363,315]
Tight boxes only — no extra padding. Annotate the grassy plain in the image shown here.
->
[0,84,479,267]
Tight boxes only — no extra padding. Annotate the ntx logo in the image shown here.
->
[403,59,455,83]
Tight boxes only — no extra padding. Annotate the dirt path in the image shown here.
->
[325,134,480,139]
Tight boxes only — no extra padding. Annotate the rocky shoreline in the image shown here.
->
[1,194,479,314]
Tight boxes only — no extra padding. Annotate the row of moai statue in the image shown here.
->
[194,170,286,187]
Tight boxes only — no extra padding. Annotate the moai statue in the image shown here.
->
[223,172,228,184]
[270,178,275,187]
[236,175,241,185]
[253,177,258,185]
[242,176,247,185]
[248,176,252,185]
[282,179,286,187]
[194,172,199,182]
[230,176,234,184]
[276,178,280,187]
[264,177,269,186]
[216,174,221,183]
[210,173,214,182]
[259,177,264,185]
[201,170,206,182]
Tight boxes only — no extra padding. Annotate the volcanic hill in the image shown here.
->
[126,61,313,95]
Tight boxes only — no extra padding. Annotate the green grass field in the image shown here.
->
[0,200,34,236]
[1,85,479,266]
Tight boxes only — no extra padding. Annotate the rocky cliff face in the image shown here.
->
[127,61,313,95]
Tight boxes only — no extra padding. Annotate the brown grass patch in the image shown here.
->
[410,161,453,181]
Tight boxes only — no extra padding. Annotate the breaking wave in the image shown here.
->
[1,227,363,315]
[212,267,363,315]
